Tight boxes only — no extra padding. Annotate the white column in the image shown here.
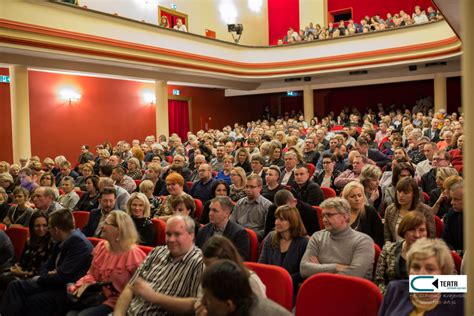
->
[462,0,474,315]
[155,80,169,139]
[433,73,447,113]
[9,66,31,163]
[303,85,314,123]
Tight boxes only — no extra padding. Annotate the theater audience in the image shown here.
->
[200,180,230,224]
[18,167,39,193]
[383,162,417,208]
[138,180,160,216]
[111,166,136,194]
[198,260,290,316]
[429,167,458,217]
[334,153,368,189]
[74,175,100,211]
[300,197,374,279]
[0,209,93,316]
[292,165,324,206]
[215,155,233,184]
[126,158,142,180]
[374,211,428,293]
[31,186,62,216]
[234,148,251,173]
[127,236,266,315]
[259,205,308,295]
[74,163,94,191]
[0,188,10,223]
[248,154,267,185]
[379,238,462,315]
[231,175,272,240]
[229,167,247,202]
[66,211,146,316]
[55,160,79,186]
[268,142,284,168]
[114,215,203,315]
[442,176,463,252]
[126,192,155,246]
[359,164,383,213]
[197,196,249,259]
[189,163,215,204]
[261,165,284,203]
[170,194,200,236]
[0,212,53,296]
[156,173,192,220]
[342,182,384,247]
[313,153,341,194]
[0,173,15,202]
[58,176,80,210]
[0,230,14,274]
[3,187,34,227]
[173,18,187,32]
[143,163,165,197]
[82,187,117,238]
[384,178,435,243]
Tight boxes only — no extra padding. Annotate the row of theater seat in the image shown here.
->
[1,224,462,315]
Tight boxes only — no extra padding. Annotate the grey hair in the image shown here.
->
[320,197,351,216]
[168,215,195,234]
[359,164,382,184]
[210,196,234,212]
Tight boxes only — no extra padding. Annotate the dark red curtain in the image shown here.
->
[268,0,300,45]
[168,99,190,140]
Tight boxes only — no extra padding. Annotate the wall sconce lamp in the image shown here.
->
[59,89,81,105]
[143,93,156,105]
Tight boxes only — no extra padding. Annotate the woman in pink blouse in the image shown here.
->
[66,211,146,315]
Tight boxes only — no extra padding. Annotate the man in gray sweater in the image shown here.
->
[300,197,374,279]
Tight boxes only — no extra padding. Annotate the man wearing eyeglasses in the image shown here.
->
[231,175,272,240]
[421,150,451,193]
[300,197,374,280]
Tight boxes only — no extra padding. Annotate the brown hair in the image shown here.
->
[271,205,307,246]
[397,211,428,238]
[165,172,184,187]
[394,177,420,210]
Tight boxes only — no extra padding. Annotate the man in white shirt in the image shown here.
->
[173,18,188,32]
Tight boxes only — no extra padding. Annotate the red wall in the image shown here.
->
[268,0,300,45]
[28,71,156,162]
[328,0,435,23]
[0,68,13,163]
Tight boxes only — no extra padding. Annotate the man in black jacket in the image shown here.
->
[0,209,93,316]
[82,187,117,237]
[292,165,324,206]
[264,190,320,238]
[196,196,250,260]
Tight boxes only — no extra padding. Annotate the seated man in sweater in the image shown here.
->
[300,197,374,280]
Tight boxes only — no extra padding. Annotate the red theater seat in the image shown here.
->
[244,262,293,311]
[87,237,103,247]
[296,273,382,316]
[151,218,167,246]
[194,198,203,221]
[5,226,30,260]
[245,228,259,262]
[138,245,154,255]
[434,215,444,238]
[321,187,336,199]
[312,206,325,229]
[73,211,90,230]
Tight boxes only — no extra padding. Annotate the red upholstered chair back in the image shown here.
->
[321,187,337,199]
[87,237,103,247]
[0,223,6,231]
[76,190,84,198]
[306,163,315,178]
[312,206,325,229]
[423,192,430,204]
[193,198,203,221]
[151,218,167,246]
[186,181,193,191]
[5,226,30,260]
[166,156,173,164]
[245,228,259,262]
[73,211,90,230]
[434,215,444,238]
[244,262,293,311]
[296,273,382,316]
[134,179,142,187]
[451,251,462,274]
[373,243,382,277]
[138,245,154,255]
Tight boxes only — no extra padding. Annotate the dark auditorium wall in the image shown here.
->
[268,0,300,45]
[327,0,435,23]
[0,68,13,163]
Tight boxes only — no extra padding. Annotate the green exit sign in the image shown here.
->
[172,89,180,95]
[0,76,10,83]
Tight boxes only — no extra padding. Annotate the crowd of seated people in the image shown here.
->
[278,5,443,44]
[0,97,466,315]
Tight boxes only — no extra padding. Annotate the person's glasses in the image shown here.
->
[245,185,258,189]
[321,212,340,219]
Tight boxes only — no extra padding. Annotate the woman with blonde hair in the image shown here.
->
[126,157,142,180]
[66,211,146,316]
[259,205,308,295]
[429,167,458,217]
[229,167,247,202]
[379,238,462,315]
[267,142,284,168]
[126,192,155,246]
[234,148,251,173]
[342,181,384,247]
[359,164,383,212]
